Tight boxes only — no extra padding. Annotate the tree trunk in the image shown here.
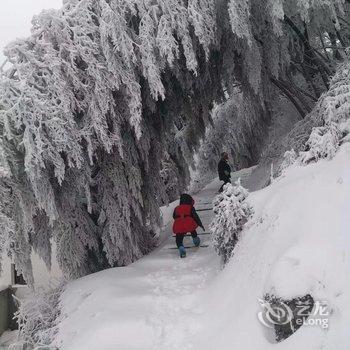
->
[270,77,308,119]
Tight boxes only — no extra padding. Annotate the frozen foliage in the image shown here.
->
[279,149,298,171]
[300,123,342,163]
[300,60,350,163]
[160,152,188,202]
[211,179,253,265]
[277,59,350,170]
[13,283,65,348]
[273,58,350,177]
[0,0,348,283]
[228,0,253,45]
[0,172,35,285]
[0,212,14,276]
[0,0,223,282]
[190,92,268,192]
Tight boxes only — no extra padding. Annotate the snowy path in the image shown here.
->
[4,146,349,350]
[53,167,257,350]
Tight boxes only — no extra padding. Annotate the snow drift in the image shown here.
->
[195,142,350,350]
[42,142,350,350]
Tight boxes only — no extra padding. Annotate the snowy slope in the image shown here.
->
[52,149,349,350]
[194,143,350,350]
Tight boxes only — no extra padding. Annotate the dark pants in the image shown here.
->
[175,231,198,248]
[219,179,231,193]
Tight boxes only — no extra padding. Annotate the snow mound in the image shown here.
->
[195,143,350,349]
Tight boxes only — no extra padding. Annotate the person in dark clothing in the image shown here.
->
[218,152,232,192]
[172,194,205,258]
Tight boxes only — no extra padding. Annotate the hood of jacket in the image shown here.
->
[179,193,194,205]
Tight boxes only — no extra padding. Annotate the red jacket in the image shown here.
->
[172,204,199,234]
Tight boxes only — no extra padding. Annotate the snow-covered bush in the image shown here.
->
[300,123,342,163]
[13,283,65,348]
[279,149,298,172]
[211,179,253,265]
[298,60,350,163]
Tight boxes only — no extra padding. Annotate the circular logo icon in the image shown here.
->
[258,298,294,328]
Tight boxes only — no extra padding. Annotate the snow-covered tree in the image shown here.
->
[300,123,342,163]
[190,91,268,192]
[281,58,350,168]
[0,0,349,283]
[300,59,350,163]
[211,179,253,265]
[13,282,65,347]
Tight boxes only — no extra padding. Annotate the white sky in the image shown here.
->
[0,0,63,64]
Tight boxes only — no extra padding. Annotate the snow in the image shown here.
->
[50,147,350,349]
[52,167,255,350]
[195,143,350,349]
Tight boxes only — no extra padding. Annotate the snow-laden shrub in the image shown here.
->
[211,179,253,265]
[302,61,350,158]
[300,123,342,163]
[13,283,65,348]
[279,149,298,172]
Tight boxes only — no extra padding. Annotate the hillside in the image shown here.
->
[0,1,349,349]
[46,143,350,349]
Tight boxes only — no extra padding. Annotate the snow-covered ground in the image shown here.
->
[51,168,255,350]
[41,145,350,349]
[194,143,350,350]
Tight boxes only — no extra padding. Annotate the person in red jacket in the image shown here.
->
[172,194,205,258]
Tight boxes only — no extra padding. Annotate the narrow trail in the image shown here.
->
[54,167,258,350]
[147,168,256,349]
